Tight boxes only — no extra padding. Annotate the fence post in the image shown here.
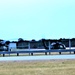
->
[31,53,33,56]
[69,39,71,54]
[59,52,61,55]
[49,41,51,55]
[8,47,10,56]
[17,53,19,56]
[69,39,71,49]
[28,42,31,55]
[45,52,47,55]
[3,54,5,57]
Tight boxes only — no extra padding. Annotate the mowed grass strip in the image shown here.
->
[0,60,75,75]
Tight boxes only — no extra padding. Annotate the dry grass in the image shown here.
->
[0,60,75,75]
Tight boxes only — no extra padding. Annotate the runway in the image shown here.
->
[0,55,75,61]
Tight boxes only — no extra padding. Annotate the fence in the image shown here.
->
[0,39,74,57]
[0,49,75,57]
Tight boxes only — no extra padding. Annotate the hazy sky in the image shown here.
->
[0,0,75,41]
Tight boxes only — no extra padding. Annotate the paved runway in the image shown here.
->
[0,55,75,61]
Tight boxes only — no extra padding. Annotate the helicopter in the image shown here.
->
[42,39,66,50]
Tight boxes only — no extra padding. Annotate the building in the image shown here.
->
[8,42,17,51]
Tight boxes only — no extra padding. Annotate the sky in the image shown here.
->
[0,0,75,41]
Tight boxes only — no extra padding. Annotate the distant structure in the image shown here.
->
[0,38,75,51]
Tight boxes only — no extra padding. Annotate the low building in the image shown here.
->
[8,42,17,51]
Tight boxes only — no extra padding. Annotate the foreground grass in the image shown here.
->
[0,60,75,75]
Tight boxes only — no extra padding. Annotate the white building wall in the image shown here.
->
[8,43,16,51]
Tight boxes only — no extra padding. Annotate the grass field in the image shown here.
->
[0,60,75,75]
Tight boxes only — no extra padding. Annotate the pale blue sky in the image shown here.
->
[0,0,75,41]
